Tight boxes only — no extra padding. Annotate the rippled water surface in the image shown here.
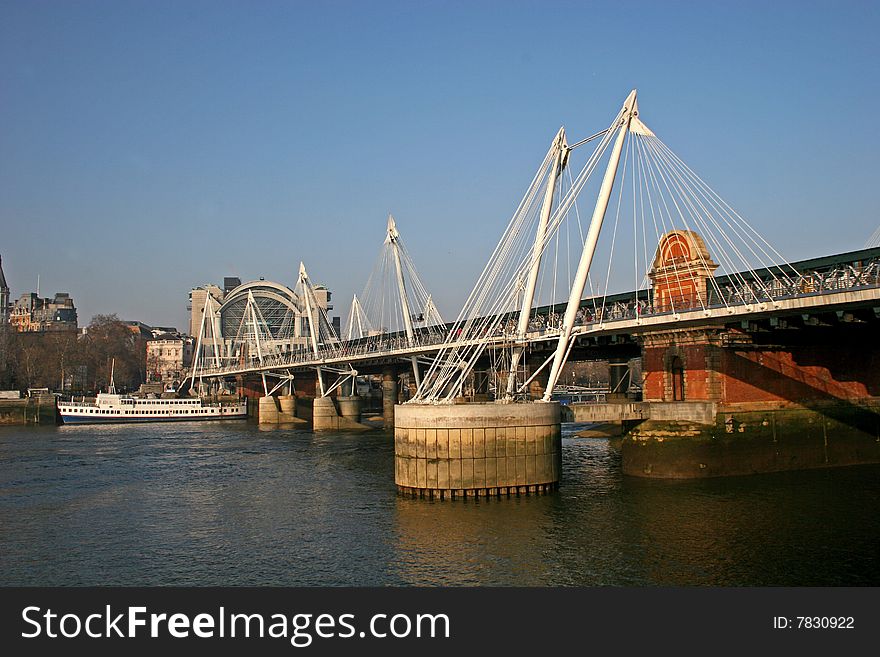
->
[1,421,878,585]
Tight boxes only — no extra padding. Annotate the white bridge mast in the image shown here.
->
[543,90,640,400]
[387,214,422,388]
[299,262,325,396]
[505,127,568,398]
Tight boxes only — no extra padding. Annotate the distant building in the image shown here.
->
[10,292,78,332]
[149,326,181,340]
[0,255,9,324]
[223,277,241,294]
[120,322,192,387]
[146,337,194,387]
[121,320,154,341]
[185,276,242,338]
[313,284,333,313]
[188,284,224,338]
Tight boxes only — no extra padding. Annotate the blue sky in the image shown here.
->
[1,0,878,331]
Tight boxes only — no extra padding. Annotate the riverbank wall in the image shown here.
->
[0,395,58,425]
[619,399,880,478]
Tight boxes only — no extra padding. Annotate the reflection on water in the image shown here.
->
[0,422,878,585]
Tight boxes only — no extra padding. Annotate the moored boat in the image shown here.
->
[58,393,248,424]
[58,359,247,424]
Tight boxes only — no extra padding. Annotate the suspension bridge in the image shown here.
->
[188,91,879,401]
[185,90,880,491]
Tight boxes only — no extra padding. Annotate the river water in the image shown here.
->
[1,421,878,586]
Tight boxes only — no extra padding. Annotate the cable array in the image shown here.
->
[410,108,625,402]
[411,94,799,403]
[346,216,445,342]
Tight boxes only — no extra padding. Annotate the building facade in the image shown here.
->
[146,337,194,387]
[188,284,225,338]
[10,292,78,332]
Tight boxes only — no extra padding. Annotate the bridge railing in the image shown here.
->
[195,258,879,376]
[196,327,455,376]
[562,258,880,330]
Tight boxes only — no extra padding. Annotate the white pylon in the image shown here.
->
[387,214,422,388]
[347,294,371,340]
[299,262,325,396]
[543,90,641,400]
[505,126,568,398]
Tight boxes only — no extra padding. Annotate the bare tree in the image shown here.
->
[4,315,148,393]
[82,315,146,392]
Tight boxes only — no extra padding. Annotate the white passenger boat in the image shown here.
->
[58,393,248,424]
[58,362,247,424]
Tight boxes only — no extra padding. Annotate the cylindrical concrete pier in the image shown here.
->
[337,396,361,423]
[258,396,280,423]
[278,395,297,421]
[394,401,562,499]
[312,396,338,431]
[382,368,398,429]
[312,396,370,431]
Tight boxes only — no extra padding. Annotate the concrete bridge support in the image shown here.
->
[625,325,880,478]
[313,396,371,431]
[337,395,362,423]
[382,367,398,429]
[258,396,279,423]
[258,394,307,425]
[278,395,305,423]
[395,401,562,499]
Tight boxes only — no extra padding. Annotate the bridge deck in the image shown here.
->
[196,284,880,378]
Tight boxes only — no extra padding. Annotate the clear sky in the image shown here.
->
[1,0,878,332]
